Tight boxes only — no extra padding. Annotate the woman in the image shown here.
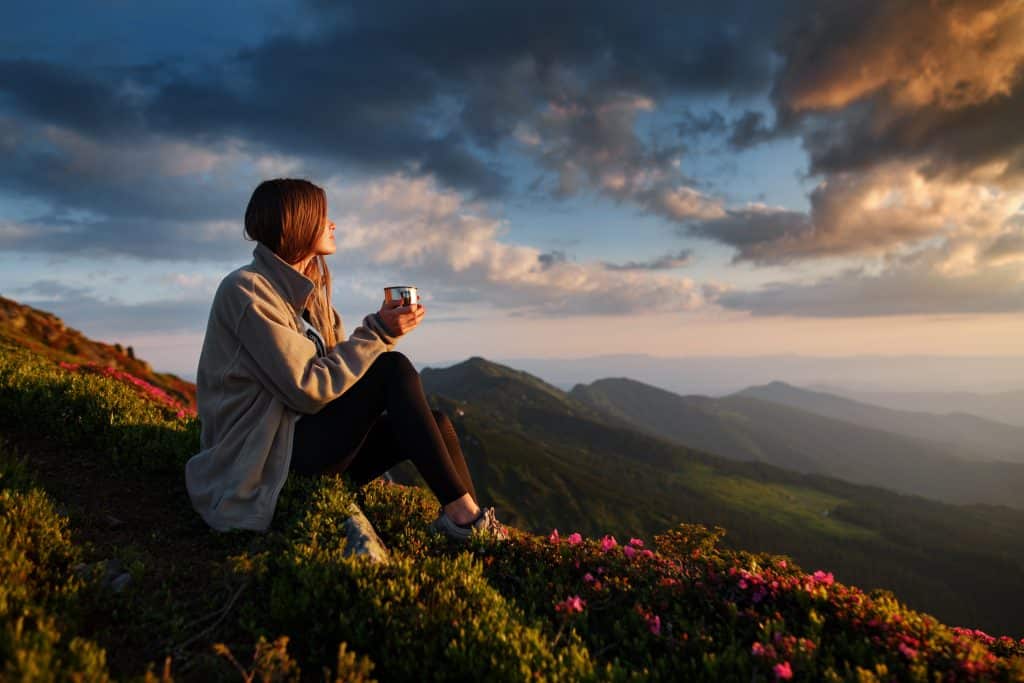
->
[185,178,506,542]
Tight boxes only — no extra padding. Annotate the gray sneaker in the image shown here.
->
[431,506,509,542]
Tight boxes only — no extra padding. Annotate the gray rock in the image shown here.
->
[343,506,388,563]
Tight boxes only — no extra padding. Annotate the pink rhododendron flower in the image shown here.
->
[600,535,618,552]
[773,662,793,680]
[567,532,583,545]
[555,595,586,614]
[629,537,644,547]
[623,545,636,559]
[811,570,834,586]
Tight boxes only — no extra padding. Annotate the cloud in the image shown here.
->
[686,163,1024,264]
[765,0,1024,186]
[323,173,706,316]
[714,233,1024,317]
[602,249,693,271]
[19,290,212,334]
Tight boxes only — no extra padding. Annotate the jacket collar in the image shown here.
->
[251,241,315,313]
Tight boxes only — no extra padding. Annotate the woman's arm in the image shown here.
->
[234,282,394,414]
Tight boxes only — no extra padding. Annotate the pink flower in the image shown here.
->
[555,595,586,614]
[647,614,661,636]
[583,573,595,583]
[777,560,787,568]
[567,532,583,545]
[738,579,748,589]
[773,662,793,680]
[623,545,636,559]
[600,535,618,552]
[628,537,644,547]
[549,529,561,544]
[751,642,766,657]
[811,570,834,586]
[898,643,918,659]
[641,549,654,559]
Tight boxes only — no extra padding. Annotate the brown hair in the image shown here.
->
[243,178,338,349]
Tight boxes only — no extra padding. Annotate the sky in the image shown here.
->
[1,1,1023,387]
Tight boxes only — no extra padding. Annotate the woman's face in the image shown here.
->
[312,215,337,257]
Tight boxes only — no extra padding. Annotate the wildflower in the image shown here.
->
[751,642,766,656]
[773,662,793,680]
[600,535,618,552]
[898,643,918,659]
[777,560,787,569]
[738,579,748,589]
[623,545,636,559]
[549,529,561,544]
[641,549,654,559]
[811,570,834,586]
[555,595,586,614]
[647,614,661,636]
[628,537,644,547]
[583,573,595,583]
[567,532,583,545]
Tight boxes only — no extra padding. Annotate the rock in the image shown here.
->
[343,507,389,563]
[109,573,133,593]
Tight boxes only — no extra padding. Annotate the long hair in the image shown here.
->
[243,178,338,349]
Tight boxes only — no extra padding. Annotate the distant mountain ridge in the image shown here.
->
[736,380,1024,464]
[809,383,1024,429]
[569,376,1024,510]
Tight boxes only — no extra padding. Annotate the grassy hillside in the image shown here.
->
[417,361,1024,636]
[0,294,195,411]
[1,342,1023,680]
[568,377,1024,509]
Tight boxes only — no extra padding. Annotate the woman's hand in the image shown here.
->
[378,300,425,337]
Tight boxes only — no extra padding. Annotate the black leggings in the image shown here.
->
[289,351,477,506]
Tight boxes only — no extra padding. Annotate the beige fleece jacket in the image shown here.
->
[185,241,398,531]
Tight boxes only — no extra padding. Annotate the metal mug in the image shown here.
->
[384,285,420,306]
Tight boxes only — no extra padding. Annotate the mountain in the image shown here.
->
[0,294,195,410]
[735,381,1024,464]
[418,359,1024,635]
[568,377,1024,509]
[809,383,1024,429]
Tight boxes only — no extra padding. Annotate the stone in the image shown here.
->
[343,506,389,563]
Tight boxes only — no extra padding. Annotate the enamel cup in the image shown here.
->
[384,285,420,306]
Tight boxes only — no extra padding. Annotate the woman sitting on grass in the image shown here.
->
[184,177,507,542]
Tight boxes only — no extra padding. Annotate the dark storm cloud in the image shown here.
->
[602,249,693,270]
[763,0,1024,185]
[0,59,143,137]
[0,0,788,221]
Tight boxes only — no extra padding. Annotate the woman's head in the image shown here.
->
[244,178,331,262]
[244,178,338,347]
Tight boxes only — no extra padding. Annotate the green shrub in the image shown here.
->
[0,344,198,470]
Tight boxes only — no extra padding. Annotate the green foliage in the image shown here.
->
[0,443,112,681]
[0,343,198,470]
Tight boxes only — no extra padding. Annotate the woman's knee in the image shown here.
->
[375,350,417,379]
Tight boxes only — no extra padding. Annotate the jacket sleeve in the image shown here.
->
[235,285,399,415]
